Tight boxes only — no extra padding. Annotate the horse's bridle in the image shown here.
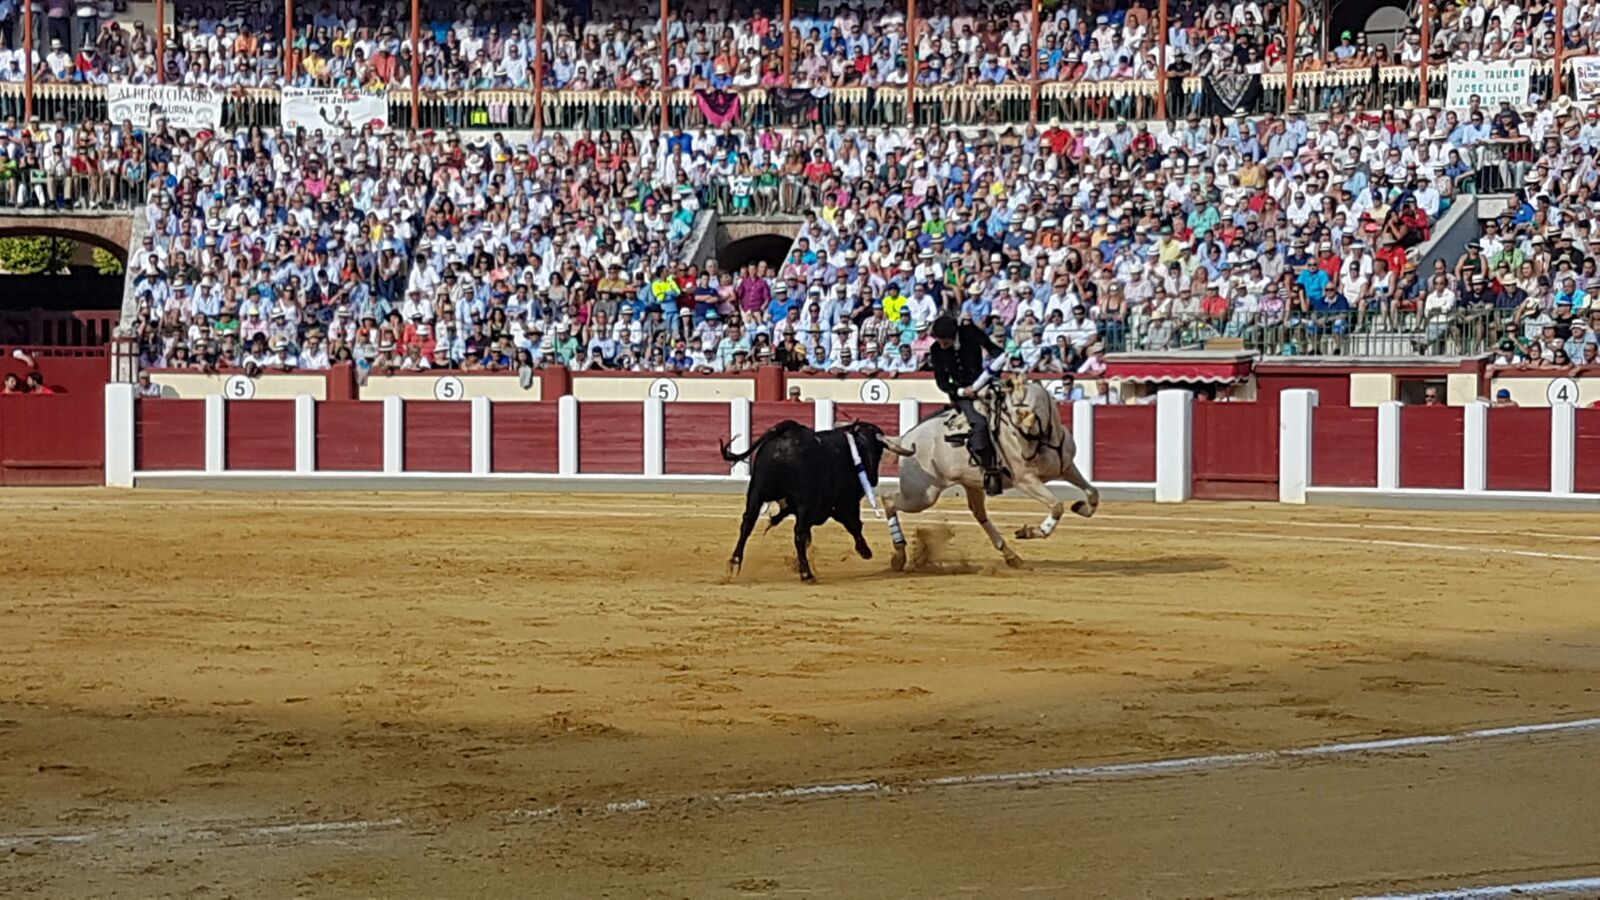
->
[984,381,1067,464]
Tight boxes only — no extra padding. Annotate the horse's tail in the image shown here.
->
[719,419,807,464]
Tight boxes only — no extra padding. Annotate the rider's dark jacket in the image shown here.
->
[929,323,1004,403]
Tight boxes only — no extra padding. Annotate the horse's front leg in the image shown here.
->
[966,485,1023,568]
[1011,475,1066,541]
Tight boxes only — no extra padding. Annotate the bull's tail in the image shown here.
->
[719,419,810,464]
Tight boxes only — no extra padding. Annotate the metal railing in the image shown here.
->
[0,172,146,210]
[0,312,121,347]
[0,58,1566,132]
[1092,305,1507,356]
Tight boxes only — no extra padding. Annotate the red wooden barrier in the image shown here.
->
[664,402,733,475]
[1399,406,1464,489]
[491,403,560,473]
[403,402,472,472]
[1093,404,1157,483]
[1486,408,1552,492]
[751,400,805,440]
[835,402,903,475]
[225,400,295,471]
[1311,406,1378,487]
[0,352,107,397]
[579,402,642,474]
[1575,409,1600,495]
[0,394,104,484]
[1192,402,1279,500]
[315,401,383,471]
[136,398,205,471]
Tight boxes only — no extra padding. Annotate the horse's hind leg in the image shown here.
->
[1060,462,1100,518]
[1012,475,1067,541]
[966,485,1023,568]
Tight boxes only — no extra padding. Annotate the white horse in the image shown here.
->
[882,376,1100,570]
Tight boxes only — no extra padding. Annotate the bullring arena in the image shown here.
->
[4,487,1599,897]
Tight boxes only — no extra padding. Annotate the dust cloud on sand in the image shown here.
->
[909,524,986,575]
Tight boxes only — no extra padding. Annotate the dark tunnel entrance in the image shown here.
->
[718,233,792,273]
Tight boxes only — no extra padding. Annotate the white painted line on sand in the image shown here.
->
[0,817,403,850]
[6,718,1598,852]
[502,715,1600,822]
[1356,876,1600,899]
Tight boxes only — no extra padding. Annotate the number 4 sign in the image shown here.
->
[1546,377,1580,406]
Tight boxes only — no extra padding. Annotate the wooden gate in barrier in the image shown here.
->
[0,394,104,485]
[1192,401,1279,501]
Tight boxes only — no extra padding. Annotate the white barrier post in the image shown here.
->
[1551,402,1576,495]
[103,383,135,487]
[1071,399,1095,480]
[728,397,752,478]
[382,395,404,474]
[470,396,492,476]
[813,398,835,431]
[1154,390,1193,502]
[897,397,920,439]
[294,395,316,474]
[643,397,665,476]
[1377,401,1402,491]
[558,395,579,476]
[204,393,226,474]
[1278,389,1319,504]
[1463,401,1489,494]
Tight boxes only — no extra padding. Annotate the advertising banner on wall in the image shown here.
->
[1445,60,1532,109]
[280,88,390,133]
[106,84,224,130]
[1571,57,1600,104]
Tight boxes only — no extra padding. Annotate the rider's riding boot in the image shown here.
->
[979,447,1003,496]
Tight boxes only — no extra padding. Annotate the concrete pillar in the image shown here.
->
[558,395,579,476]
[1154,390,1193,502]
[898,397,920,440]
[643,397,666,476]
[382,395,404,474]
[813,398,835,432]
[1278,389,1319,504]
[728,397,752,478]
[1463,401,1489,493]
[204,394,226,474]
[294,395,316,474]
[103,383,135,487]
[1551,402,1576,495]
[1071,399,1095,481]
[470,396,492,476]
[1377,401,1402,491]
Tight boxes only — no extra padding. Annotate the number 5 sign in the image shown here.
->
[434,375,466,401]
[859,378,891,403]
[223,374,256,400]
[648,377,680,402]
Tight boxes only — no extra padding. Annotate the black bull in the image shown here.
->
[720,420,914,582]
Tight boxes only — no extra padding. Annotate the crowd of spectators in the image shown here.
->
[0,0,1582,381]
[0,0,1585,92]
[104,81,1593,380]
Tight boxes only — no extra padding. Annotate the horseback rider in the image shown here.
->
[929,314,1008,496]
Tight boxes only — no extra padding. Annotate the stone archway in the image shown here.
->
[0,212,132,262]
[719,233,793,273]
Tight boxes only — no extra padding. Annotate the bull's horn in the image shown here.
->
[880,436,916,457]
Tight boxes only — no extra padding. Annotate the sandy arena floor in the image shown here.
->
[2,489,1599,898]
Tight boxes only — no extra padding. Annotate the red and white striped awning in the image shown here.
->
[1103,359,1255,385]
